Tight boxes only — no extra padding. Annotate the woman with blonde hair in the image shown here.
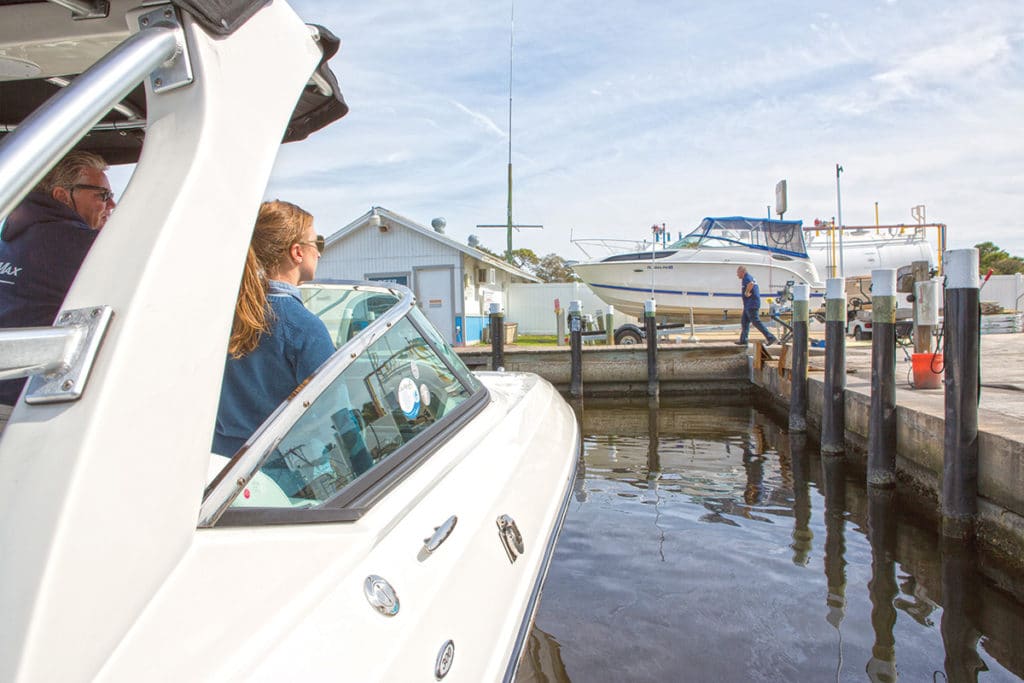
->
[213,200,334,456]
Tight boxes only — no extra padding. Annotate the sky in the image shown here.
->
[201,1,1024,258]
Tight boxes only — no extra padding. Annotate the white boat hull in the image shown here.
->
[572,249,823,322]
[90,373,578,682]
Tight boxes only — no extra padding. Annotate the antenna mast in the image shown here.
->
[505,1,515,263]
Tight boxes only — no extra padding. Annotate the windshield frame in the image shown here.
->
[668,217,808,258]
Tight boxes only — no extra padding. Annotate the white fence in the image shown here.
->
[980,273,1024,313]
[507,282,639,335]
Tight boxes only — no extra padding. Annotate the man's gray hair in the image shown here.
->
[35,150,108,194]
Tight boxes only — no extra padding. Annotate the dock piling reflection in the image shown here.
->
[866,487,898,682]
[788,431,813,566]
[821,453,847,633]
[739,423,768,512]
[940,537,986,682]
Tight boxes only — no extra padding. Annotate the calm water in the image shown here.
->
[516,398,1024,683]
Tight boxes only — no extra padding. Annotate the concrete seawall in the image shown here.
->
[456,344,750,397]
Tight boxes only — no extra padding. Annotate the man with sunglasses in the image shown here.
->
[0,150,116,427]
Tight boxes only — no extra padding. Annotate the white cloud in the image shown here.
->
[450,100,506,138]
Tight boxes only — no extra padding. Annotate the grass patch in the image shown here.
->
[513,334,559,346]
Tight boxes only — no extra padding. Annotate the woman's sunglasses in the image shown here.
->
[297,235,325,254]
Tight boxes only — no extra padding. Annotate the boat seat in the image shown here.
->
[206,454,304,508]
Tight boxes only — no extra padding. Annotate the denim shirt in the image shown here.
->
[213,280,336,456]
[741,272,761,310]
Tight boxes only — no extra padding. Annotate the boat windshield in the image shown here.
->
[204,281,485,520]
[300,281,404,348]
[669,217,807,258]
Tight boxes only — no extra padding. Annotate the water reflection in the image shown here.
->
[517,626,570,683]
[866,488,898,682]
[788,432,813,567]
[821,453,848,673]
[940,538,987,682]
[519,398,1024,683]
[742,426,768,507]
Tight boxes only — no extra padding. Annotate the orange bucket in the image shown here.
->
[912,353,943,389]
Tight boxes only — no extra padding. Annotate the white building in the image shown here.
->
[319,207,540,344]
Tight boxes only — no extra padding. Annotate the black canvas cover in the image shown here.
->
[0,11,347,164]
[0,79,148,165]
[170,0,270,36]
[285,25,348,143]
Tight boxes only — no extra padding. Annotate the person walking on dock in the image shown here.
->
[735,266,777,346]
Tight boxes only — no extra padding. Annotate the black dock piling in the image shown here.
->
[569,300,583,399]
[489,302,504,371]
[942,248,980,539]
[868,268,897,487]
[789,284,810,432]
[644,299,658,399]
[821,278,846,454]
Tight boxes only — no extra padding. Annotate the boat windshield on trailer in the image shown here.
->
[669,217,808,258]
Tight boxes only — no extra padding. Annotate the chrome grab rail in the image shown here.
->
[0,306,114,403]
[198,283,416,527]
[0,327,85,381]
[47,0,109,20]
[0,17,182,218]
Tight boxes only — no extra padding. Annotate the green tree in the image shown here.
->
[508,248,540,273]
[468,240,578,282]
[536,253,580,283]
[975,241,1024,275]
[470,241,499,259]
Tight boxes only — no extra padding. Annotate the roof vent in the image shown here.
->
[431,217,446,234]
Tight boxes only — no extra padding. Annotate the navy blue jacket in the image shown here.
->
[0,191,98,405]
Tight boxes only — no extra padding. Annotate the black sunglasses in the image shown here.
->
[297,235,325,254]
[69,184,115,202]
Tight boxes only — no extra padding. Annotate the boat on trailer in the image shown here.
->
[0,2,578,681]
[572,216,824,323]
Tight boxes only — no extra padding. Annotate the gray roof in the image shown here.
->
[326,207,542,283]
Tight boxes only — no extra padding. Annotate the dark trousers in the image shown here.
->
[740,306,774,343]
